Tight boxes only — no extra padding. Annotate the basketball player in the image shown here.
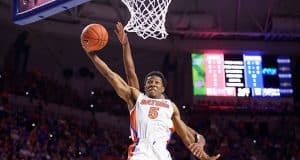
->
[83,24,220,160]
[114,22,219,160]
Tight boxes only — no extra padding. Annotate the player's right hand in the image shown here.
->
[83,47,96,56]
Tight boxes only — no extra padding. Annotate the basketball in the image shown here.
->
[81,24,108,52]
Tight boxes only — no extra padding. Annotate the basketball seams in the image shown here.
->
[89,24,107,50]
[83,24,100,50]
[97,24,108,42]
[99,24,109,42]
[81,23,108,51]
[82,35,99,41]
[89,25,101,40]
[98,25,106,46]
[97,24,108,50]
[97,25,104,49]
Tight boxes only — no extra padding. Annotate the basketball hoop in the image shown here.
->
[121,0,172,40]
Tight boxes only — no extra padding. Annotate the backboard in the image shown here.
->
[13,0,90,25]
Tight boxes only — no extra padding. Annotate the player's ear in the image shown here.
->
[161,86,165,93]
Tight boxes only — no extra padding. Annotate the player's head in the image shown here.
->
[144,71,167,98]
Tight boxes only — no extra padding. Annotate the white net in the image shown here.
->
[121,0,172,40]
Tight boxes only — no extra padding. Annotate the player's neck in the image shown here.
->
[147,95,162,99]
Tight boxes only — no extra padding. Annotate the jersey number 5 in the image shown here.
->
[148,107,159,119]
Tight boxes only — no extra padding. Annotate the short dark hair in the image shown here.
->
[144,71,167,87]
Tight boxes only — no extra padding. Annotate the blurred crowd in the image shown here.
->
[185,113,300,160]
[0,104,128,160]
[1,70,297,116]
[0,70,127,114]
[0,99,299,160]
[0,55,299,160]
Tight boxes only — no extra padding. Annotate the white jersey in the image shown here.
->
[128,94,174,160]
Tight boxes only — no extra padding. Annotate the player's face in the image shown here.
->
[144,76,165,98]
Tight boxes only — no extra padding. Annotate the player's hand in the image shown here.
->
[188,143,220,160]
[196,134,206,147]
[83,46,96,56]
[198,151,220,160]
[114,22,129,45]
[188,142,204,158]
[82,46,89,53]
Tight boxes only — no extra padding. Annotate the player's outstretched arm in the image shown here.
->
[85,50,139,110]
[114,22,139,89]
[171,103,220,160]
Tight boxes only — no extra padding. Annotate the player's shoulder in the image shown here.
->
[169,101,179,113]
[169,100,176,107]
[126,87,142,110]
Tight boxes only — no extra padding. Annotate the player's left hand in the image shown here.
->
[114,22,129,45]
[188,142,204,159]
[199,151,220,160]
[196,134,206,147]
[189,134,206,155]
[188,141,220,160]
